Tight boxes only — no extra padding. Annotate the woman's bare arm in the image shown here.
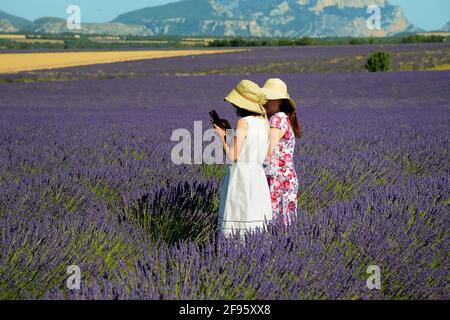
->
[266,127,285,158]
[214,118,248,162]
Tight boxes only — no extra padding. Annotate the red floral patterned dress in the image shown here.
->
[263,111,299,225]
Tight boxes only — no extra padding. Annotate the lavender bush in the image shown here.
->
[0,69,449,299]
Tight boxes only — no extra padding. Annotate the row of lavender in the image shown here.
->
[51,43,449,74]
[0,71,449,299]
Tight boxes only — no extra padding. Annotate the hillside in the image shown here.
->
[113,0,419,37]
[0,1,422,37]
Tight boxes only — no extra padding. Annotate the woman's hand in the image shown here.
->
[213,118,248,162]
[213,123,226,139]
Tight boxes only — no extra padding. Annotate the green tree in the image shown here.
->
[365,51,391,72]
[349,38,364,45]
[296,36,313,46]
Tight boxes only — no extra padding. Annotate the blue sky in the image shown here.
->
[388,0,449,30]
[1,0,449,31]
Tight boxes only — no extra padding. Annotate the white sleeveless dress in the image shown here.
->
[217,116,273,237]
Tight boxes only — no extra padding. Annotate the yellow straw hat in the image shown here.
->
[224,79,268,115]
[260,78,297,109]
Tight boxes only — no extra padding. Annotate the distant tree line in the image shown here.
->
[208,34,447,47]
[0,32,447,50]
[0,39,63,49]
[61,38,177,50]
[209,36,314,47]
[399,34,447,44]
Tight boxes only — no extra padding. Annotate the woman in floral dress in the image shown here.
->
[261,78,303,226]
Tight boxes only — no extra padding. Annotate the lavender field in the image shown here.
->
[0,49,449,299]
[2,43,449,82]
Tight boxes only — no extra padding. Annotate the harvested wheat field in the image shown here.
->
[0,49,247,73]
[0,34,27,40]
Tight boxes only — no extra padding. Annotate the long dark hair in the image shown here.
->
[235,106,261,118]
[280,100,303,139]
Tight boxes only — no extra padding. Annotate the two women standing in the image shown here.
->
[214,78,302,237]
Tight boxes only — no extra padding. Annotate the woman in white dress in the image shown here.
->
[213,80,273,238]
